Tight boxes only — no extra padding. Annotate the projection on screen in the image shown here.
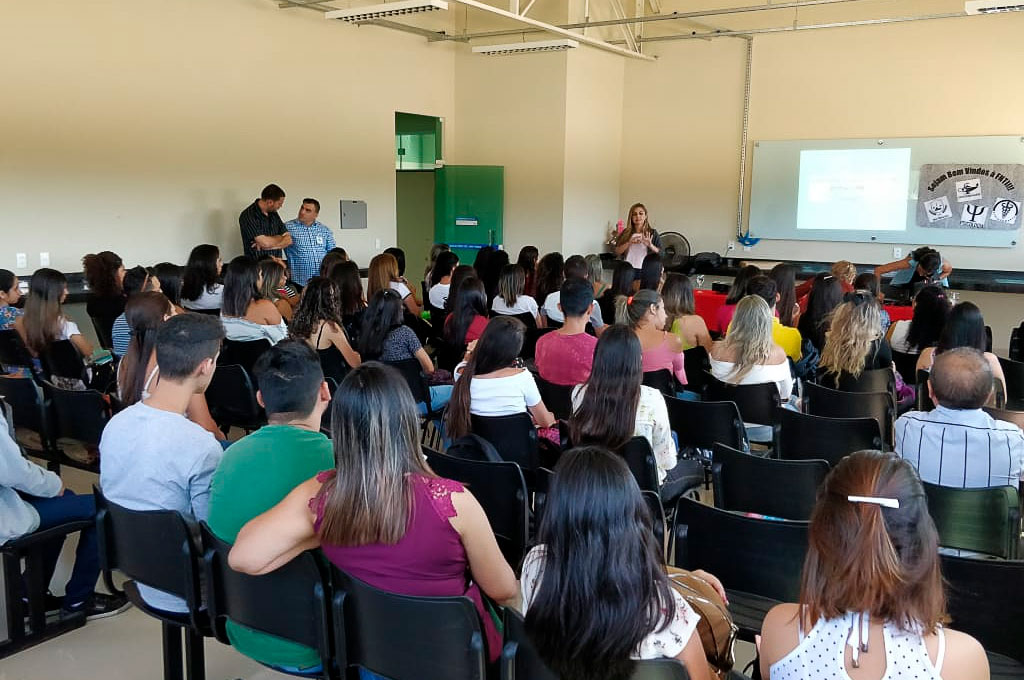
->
[796,148,912,231]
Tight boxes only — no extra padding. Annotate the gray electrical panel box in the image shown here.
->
[340,200,367,229]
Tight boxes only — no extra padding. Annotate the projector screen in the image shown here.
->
[796,148,912,231]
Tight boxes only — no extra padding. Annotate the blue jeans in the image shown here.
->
[25,490,100,606]
[417,385,453,415]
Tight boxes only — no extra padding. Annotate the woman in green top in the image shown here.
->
[661,273,712,352]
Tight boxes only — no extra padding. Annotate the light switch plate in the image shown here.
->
[16,253,26,268]
[39,252,50,267]
[893,247,902,259]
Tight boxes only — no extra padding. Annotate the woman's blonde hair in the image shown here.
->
[722,295,773,381]
[497,264,525,308]
[367,253,399,298]
[584,254,604,285]
[819,296,881,385]
[830,260,857,285]
[616,203,652,246]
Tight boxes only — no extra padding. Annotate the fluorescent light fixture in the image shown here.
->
[965,1,1024,14]
[472,38,579,55]
[325,0,447,22]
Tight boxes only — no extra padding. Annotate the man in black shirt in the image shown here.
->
[239,184,293,260]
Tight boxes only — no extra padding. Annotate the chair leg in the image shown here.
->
[2,552,25,643]
[161,623,185,680]
[184,628,206,680]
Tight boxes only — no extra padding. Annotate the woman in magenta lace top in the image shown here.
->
[229,362,518,662]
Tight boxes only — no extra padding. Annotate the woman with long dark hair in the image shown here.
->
[318,247,349,279]
[760,451,987,679]
[769,263,799,328]
[637,252,665,293]
[427,250,460,311]
[522,447,717,680]
[617,290,687,389]
[229,363,518,663]
[479,249,509,304]
[661,273,712,352]
[257,258,293,323]
[16,268,93,360]
[0,269,23,331]
[713,264,761,336]
[491,264,540,325]
[289,277,360,383]
[915,301,1004,389]
[534,252,565,309]
[444,276,489,346]
[152,262,185,314]
[328,260,366,344]
[445,316,555,440]
[220,256,286,344]
[517,245,540,297]
[598,261,635,327]
[423,243,450,286]
[797,273,843,352]
[82,250,126,342]
[888,285,951,356]
[181,244,223,311]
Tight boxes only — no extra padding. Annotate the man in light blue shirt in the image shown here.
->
[895,347,1024,488]
[284,198,336,285]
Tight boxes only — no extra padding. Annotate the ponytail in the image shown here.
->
[615,289,660,328]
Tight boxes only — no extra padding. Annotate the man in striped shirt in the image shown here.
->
[895,347,1024,488]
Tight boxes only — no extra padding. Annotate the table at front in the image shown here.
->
[692,289,913,331]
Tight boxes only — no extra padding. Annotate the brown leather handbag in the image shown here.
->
[665,567,738,677]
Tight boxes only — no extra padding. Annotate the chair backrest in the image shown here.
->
[922,482,1020,559]
[0,329,36,373]
[642,490,667,562]
[682,346,710,399]
[983,405,1024,430]
[1010,324,1024,363]
[891,350,918,385]
[200,523,336,664]
[641,369,675,397]
[471,413,539,471]
[774,408,883,466]
[0,375,51,446]
[217,338,272,376]
[665,396,748,455]
[434,339,466,373]
[673,497,809,603]
[94,485,203,624]
[501,311,537,329]
[915,369,935,411]
[42,381,110,446]
[521,327,554,361]
[39,340,87,382]
[941,554,1024,664]
[534,374,574,421]
[424,450,529,570]
[205,365,262,431]
[90,315,114,350]
[618,436,660,493]
[802,381,894,447]
[500,608,689,680]
[997,355,1024,410]
[384,358,430,407]
[189,307,221,316]
[711,443,829,521]
[833,367,895,399]
[331,567,486,680]
[705,373,781,427]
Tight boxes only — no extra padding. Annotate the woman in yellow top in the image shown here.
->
[613,203,661,274]
[661,273,712,352]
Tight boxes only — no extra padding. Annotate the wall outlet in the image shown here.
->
[374,238,381,250]
[16,253,26,268]
[726,241,736,253]
[893,247,902,259]
[39,252,50,267]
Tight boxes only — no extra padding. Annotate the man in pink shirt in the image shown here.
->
[535,277,599,386]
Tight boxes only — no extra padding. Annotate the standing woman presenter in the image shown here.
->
[615,203,662,277]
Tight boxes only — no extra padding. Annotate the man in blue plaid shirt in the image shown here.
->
[284,198,336,286]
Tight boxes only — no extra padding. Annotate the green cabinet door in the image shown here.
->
[434,165,504,265]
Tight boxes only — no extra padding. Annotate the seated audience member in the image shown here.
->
[636,252,665,292]
[153,262,186,315]
[570,326,685,499]
[207,341,334,673]
[0,407,129,619]
[745,275,802,362]
[585,254,607,300]
[427,250,460,311]
[82,250,126,343]
[769,263,800,329]
[369,252,421,318]
[661,273,712,352]
[517,245,540,297]
[714,264,761,336]
[99,313,225,612]
[886,285,950,355]
[875,246,952,293]
[760,450,987,680]
[542,256,605,330]
[181,244,224,311]
[534,252,565,312]
[797,273,843,353]
[830,260,857,291]
[258,258,295,323]
[16,268,94,371]
[896,348,1024,488]
[853,271,890,333]
[329,260,366,345]
[444,265,477,315]
[446,316,556,439]
[228,363,518,662]
[0,268,23,330]
[597,261,635,329]
[915,301,1005,393]
[288,277,360,383]
[359,289,451,412]
[710,295,792,400]
[522,447,721,680]
[423,243,451,291]
[318,247,349,279]
[117,292,225,444]
[817,293,893,388]
[617,290,687,391]
[491,264,540,324]
[111,265,163,357]
[535,278,598,386]
[220,256,286,344]
[445,276,490,346]
[479,248,510,305]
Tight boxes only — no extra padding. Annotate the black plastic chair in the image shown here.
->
[385,358,444,423]
[199,524,339,678]
[802,381,894,448]
[205,365,264,435]
[923,482,1020,559]
[500,608,690,680]
[891,350,919,385]
[521,326,554,362]
[1010,324,1024,363]
[39,339,89,384]
[534,374,574,421]
[90,315,114,350]
[42,380,110,472]
[711,443,829,521]
[682,346,710,399]
[642,369,676,397]
[705,373,781,429]
[998,356,1024,410]
[330,567,487,680]
[424,450,530,571]
[773,408,883,466]
[832,367,896,400]
[434,339,466,373]
[619,436,660,493]
[0,328,37,375]
[94,486,210,680]
[217,339,272,376]
[0,375,55,459]
[916,369,935,411]
[942,554,1024,672]
[666,396,749,456]
[672,496,809,641]
[188,308,221,316]
[472,413,540,471]
[0,520,92,658]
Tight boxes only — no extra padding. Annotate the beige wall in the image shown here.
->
[1,0,456,273]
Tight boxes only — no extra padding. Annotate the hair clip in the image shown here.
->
[627,296,634,304]
[848,495,900,509]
